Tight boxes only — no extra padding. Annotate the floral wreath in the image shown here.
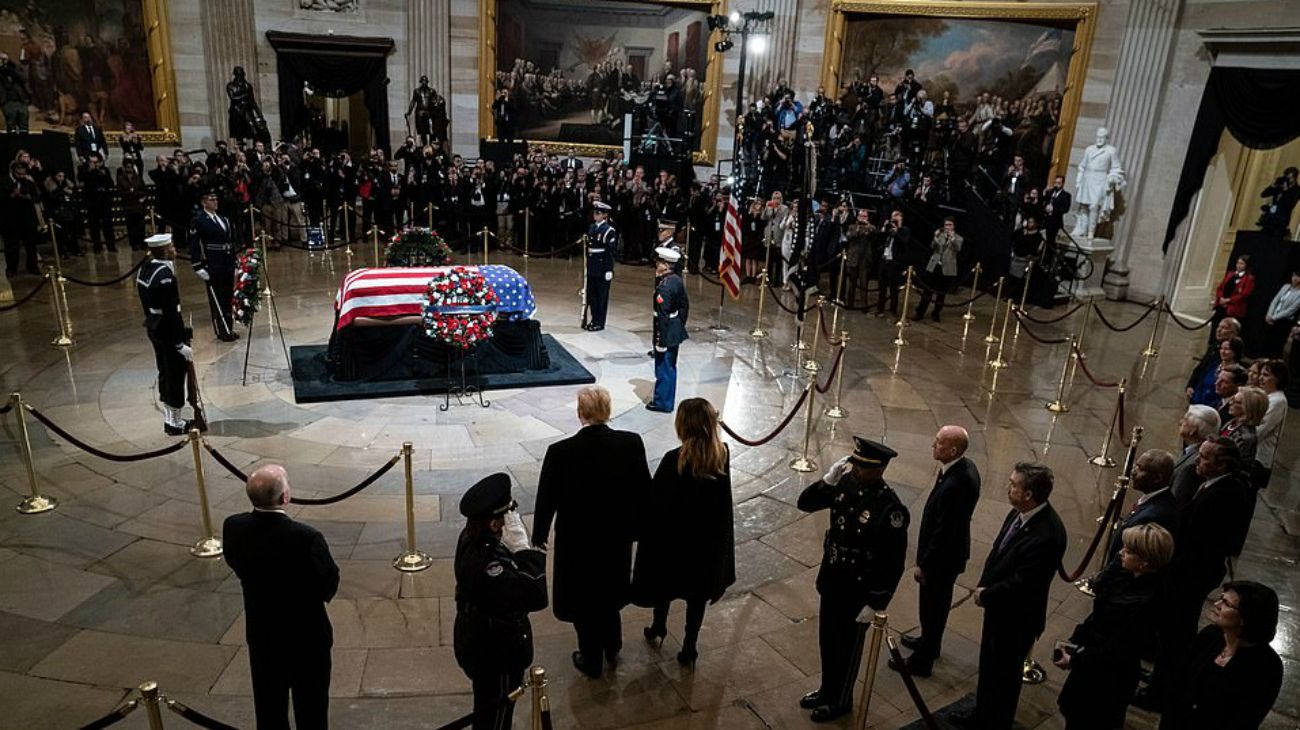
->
[422,266,500,350]
[232,247,262,327]
[386,226,452,268]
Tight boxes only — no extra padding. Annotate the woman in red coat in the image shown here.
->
[1214,255,1256,320]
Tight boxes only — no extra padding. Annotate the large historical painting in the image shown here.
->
[0,0,170,136]
[486,0,722,160]
[825,1,1096,186]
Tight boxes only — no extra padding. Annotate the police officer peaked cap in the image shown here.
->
[459,472,514,519]
[850,437,897,467]
[145,233,173,248]
[592,201,612,212]
[201,187,221,198]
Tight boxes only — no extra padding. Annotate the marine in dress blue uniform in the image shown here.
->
[648,246,688,413]
[796,437,910,722]
[454,473,549,730]
[584,201,618,331]
[189,189,240,341]
[136,233,194,435]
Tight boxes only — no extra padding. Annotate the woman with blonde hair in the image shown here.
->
[1220,385,1268,464]
[631,397,735,667]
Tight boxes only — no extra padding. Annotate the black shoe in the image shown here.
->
[645,404,671,413]
[643,625,667,647]
[605,649,620,669]
[1131,686,1163,712]
[218,333,238,342]
[888,655,932,678]
[900,634,924,651]
[799,690,824,710]
[810,705,850,722]
[676,647,697,667]
[163,423,187,436]
[571,651,601,679]
[932,315,941,323]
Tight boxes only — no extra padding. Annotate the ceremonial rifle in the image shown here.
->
[579,234,590,328]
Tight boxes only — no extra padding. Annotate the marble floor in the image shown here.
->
[0,245,1295,729]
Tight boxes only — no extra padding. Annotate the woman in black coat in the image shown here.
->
[1159,580,1283,730]
[1056,524,1173,729]
[632,397,736,666]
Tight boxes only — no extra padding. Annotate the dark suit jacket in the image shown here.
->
[978,503,1068,636]
[223,511,339,651]
[916,458,981,576]
[532,424,651,622]
[1103,488,1179,566]
[1170,444,1201,512]
[74,124,109,160]
[1159,625,1283,730]
[1170,473,1249,596]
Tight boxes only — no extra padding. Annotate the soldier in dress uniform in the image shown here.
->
[136,233,195,435]
[796,437,910,722]
[648,246,688,412]
[584,201,618,331]
[190,189,240,342]
[454,473,549,730]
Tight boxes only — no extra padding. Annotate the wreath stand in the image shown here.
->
[441,345,490,411]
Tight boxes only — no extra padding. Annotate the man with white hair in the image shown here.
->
[224,465,339,729]
[1170,404,1221,511]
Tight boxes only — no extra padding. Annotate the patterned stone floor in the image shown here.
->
[0,245,1295,729]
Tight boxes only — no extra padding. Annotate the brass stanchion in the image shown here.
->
[343,203,355,257]
[1022,656,1048,685]
[789,384,818,473]
[987,300,1013,369]
[147,205,158,236]
[139,681,166,730]
[1077,426,1144,595]
[46,220,65,279]
[480,226,492,266]
[829,250,848,335]
[825,331,850,419]
[371,226,382,268]
[803,298,824,372]
[1141,296,1164,358]
[46,224,74,336]
[47,271,74,347]
[187,430,223,558]
[1088,379,1126,467]
[751,269,770,339]
[1045,336,1075,413]
[11,393,58,514]
[963,262,982,321]
[892,266,915,347]
[984,276,1006,344]
[247,204,258,249]
[530,666,550,730]
[852,612,889,730]
[683,219,692,274]
[393,441,433,572]
[1069,297,1094,387]
[523,208,531,258]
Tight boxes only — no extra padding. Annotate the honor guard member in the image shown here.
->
[137,233,194,435]
[584,201,618,331]
[648,246,688,412]
[454,473,549,730]
[190,189,240,342]
[796,437,910,722]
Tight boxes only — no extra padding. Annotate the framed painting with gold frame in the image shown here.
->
[0,0,180,143]
[479,0,725,164]
[821,0,1097,183]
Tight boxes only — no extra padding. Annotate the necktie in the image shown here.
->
[998,516,1022,553]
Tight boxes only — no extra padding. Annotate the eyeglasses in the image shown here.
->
[1214,594,1241,610]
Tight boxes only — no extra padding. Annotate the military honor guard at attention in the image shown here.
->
[583,201,618,331]
[648,246,689,413]
[453,473,549,730]
[136,233,195,435]
[189,189,240,342]
[796,437,910,722]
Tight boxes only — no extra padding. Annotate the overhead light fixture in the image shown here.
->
[714,39,734,53]
[707,14,729,31]
[730,10,741,24]
[747,34,768,54]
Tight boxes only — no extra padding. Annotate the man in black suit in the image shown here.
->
[1170,405,1221,512]
[531,386,651,678]
[223,464,339,730]
[1099,449,1177,575]
[190,190,239,341]
[893,425,981,677]
[1042,175,1071,250]
[74,112,109,164]
[959,462,1067,730]
[874,209,911,318]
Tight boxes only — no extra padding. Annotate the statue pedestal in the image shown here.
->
[1061,236,1113,300]
[1102,257,1131,301]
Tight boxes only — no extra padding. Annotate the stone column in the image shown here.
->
[201,0,260,142]
[1101,0,1182,300]
[408,0,452,131]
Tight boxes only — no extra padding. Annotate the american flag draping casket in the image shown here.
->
[334,266,537,331]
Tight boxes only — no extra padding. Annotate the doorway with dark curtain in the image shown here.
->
[265,31,395,154]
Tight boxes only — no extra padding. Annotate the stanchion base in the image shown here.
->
[393,550,434,573]
[15,494,58,514]
[1045,400,1070,413]
[988,358,1009,369]
[190,536,224,558]
[790,456,817,473]
[802,360,821,373]
[51,334,73,347]
[709,324,730,333]
[1021,659,1047,685]
[983,335,1000,344]
[792,340,810,352]
[892,336,908,347]
[824,406,847,419]
[894,319,911,329]
[750,328,768,339]
[1141,348,1159,358]
[1088,455,1116,468]
[1073,577,1096,597]
[962,312,976,321]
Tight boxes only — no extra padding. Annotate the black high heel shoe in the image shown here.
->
[643,625,667,648]
[676,646,698,668]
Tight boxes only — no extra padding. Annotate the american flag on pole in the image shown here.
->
[719,192,742,299]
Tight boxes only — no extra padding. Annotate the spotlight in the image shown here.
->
[747,34,768,54]
[730,10,741,24]
[707,14,729,31]
[714,39,734,53]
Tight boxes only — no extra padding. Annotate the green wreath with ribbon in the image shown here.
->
[386,226,453,267]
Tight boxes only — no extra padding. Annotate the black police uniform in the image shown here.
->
[585,216,618,330]
[135,258,190,423]
[189,208,239,340]
[454,474,548,730]
[796,440,910,721]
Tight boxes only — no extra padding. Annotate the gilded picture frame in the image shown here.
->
[821,0,1097,182]
[479,0,726,164]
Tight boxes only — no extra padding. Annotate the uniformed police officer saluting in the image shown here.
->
[454,473,549,730]
[584,200,618,331]
[796,437,910,722]
[647,245,688,412]
[189,188,240,342]
[136,233,196,435]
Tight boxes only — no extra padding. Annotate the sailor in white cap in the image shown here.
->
[136,233,196,434]
[583,200,618,331]
[648,245,688,412]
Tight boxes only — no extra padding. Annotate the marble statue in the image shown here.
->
[1072,127,1126,241]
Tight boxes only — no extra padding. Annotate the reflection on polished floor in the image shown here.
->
[0,246,1295,729]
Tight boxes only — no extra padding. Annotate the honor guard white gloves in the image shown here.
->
[177,344,194,362]
[196,269,211,282]
[823,455,852,486]
[501,510,532,553]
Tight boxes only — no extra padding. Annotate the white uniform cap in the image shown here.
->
[145,233,173,248]
[593,201,612,212]
[654,246,681,263]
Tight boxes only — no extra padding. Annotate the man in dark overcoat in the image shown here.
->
[531,386,651,678]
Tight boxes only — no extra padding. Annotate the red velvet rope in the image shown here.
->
[1012,309,1072,345]
[1056,491,1124,582]
[719,386,811,447]
[886,638,943,730]
[814,344,847,394]
[0,276,50,312]
[1071,342,1121,388]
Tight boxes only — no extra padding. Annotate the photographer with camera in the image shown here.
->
[1258,166,1299,238]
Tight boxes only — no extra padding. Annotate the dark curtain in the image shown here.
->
[268,32,394,152]
[1163,67,1300,251]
